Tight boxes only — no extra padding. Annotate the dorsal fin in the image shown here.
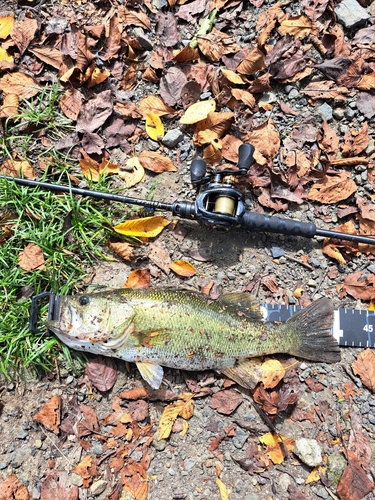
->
[215,292,263,321]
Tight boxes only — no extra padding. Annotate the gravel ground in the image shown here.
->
[1,0,375,498]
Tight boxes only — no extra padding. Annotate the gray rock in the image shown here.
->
[335,0,370,28]
[293,438,322,467]
[345,107,356,120]
[16,430,29,439]
[333,108,345,120]
[184,459,196,470]
[260,91,277,103]
[0,462,8,470]
[327,453,347,486]
[70,473,83,487]
[232,427,248,449]
[162,129,184,148]
[288,88,299,99]
[271,246,285,258]
[133,28,153,51]
[91,479,108,496]
[317,103,333,121]
[366,139,375,156]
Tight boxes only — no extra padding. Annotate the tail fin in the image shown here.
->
[285,298,340,363]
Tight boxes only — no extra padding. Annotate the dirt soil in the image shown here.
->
[1,0,375,499]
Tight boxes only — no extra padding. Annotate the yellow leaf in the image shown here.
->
[278,15,312,39]
[259,432,295,465]
[221,68,245,84]
[114,216,170,238]
[0,47,13,63]
[145,111,165,141]
[169,259,196,277]
[118,157,145,188]
[293,287,304,299]
[0,16,14,39]
[261,358,286,389]
[181,419,189,436]
[306,466,326,484]
[216,479,230,500]
[180,99,216,125]
[158,393,194,440]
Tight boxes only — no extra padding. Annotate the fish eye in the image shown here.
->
[79,296,90,306]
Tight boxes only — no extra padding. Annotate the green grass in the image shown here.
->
[0,82,132,378]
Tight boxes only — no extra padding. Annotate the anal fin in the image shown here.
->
[221,358,263,391]
[136,361,164,389]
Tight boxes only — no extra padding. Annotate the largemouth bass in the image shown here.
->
[47,288,340,389]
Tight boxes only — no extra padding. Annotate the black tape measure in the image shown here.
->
[262,304,375,348]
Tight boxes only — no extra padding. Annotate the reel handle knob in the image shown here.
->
[237,143,255,172]
[190,156,207,184]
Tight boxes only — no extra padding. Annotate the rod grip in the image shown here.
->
[241,211,317,238]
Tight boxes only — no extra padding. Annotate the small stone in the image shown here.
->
[345,107,356,120]
[307,279,318,287]
[0,462,8,470]
[308,257,321,268]
[335,0,370,27]
[288,88,299,99]
[91,479,108,496]
[31,486,41,500]
[133,27,153,50]
[70,473,83,487]
[232,427,248,449]
[227,272,236,280]
[162,129,184,148]
[16,430,29,439]
[317,102,333,121]
[152,433,168,451]
[294,438,322,467]
[271,246,285,258]
[34,439,43,449]
[184,459,196,470]
[327,453,347,486]
[333,108,345,120]
[259,91,277,104]
[65,375,74,384]
[366,139,375,156]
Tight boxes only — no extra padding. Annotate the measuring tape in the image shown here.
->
[261,304,375,348]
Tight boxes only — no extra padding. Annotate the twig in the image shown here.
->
[284,254,314,271]
[39,427,75,466]
[311,268,328,300]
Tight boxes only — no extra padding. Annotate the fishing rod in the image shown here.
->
[2,143,375,245]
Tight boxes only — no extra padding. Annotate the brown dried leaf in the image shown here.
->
[342,271,375,301]
[261,359,286,389]
[41,470,78,500]
[322,240,347,265]
[85,355,118,392]
[160,67,188,106]
[100,15,121,61]
[302,80,348,101]
[10,16,38,54]
[197,28,241,63]
[138,151,177,172]
[18,242,45,271]
[337,458,374,500]
[72,455,98,488]
[0,71,41,98]
[33,394,61,434]
[76,90,113,133]
[128,400,149,421]
[352,349,375,392]
[29,46,64,69]
[237,47,266,75]
[245,119,280,159]
[317,119,340,158]
[209,389,243,415]
[118,7,151,30]
[60,88,82,120]
[0,93,19,117]
[138,95,177,118]
[193,111,233,146]
[155,11,178,47]
[278,15,312,39]
[123,269,151,289]
[341,122,370,157]
[79,152,119,182]
[357,72,375,91]
[121,462,148,500]
[120,387,149,400]
[302,0,329,21]
[107,241,137,261]
[308,171,357,204]
[0,474,30,500]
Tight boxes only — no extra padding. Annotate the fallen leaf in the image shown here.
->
[337,458,374,500]
[305,465,326,484]
[259,432,294,464]
[120,462,148,500]
[159,67,188,106]
[308,171,357,204]
[114,216,170,238]
[180,99,216,125]
[0,16,14,39]
[352,349,375,392]
[148,242,171,274]
[128,400,149,421]
[107,241,137,261]
[158,393,194,440]
[60,88,82,120]
[209,389,243,415]
[138,151,177,172]
[302,0,329,20]
[71,455,98,488]
[0,474,29,500]
[341,122,370,157]
[261,359,286,389]
[85,355,118,392]
[278,15,312,39]
[79,153,119,182]
[0,71,41,98]
[216,478,230,500]
[169,259,196,277]
[10,16,38,55]
[244,119,280,159]
[120,387,149,400]
[76,90,113,133]
[33,394,61,434]
[18,242,45,271]
[29,46,64,69]
[118,6,151,30]
[145,111,164,141]
[236,47,265,75]
[123,269,151,289]
[0,158,35,178]
[341,271,375,301]
[155,11,178,47]
[138,95,177,118]
[40,470,78,500]
[322,240,347,265]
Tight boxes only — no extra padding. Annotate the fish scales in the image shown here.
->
[47,288,340,389]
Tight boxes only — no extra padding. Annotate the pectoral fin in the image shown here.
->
[136,361,164,389]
